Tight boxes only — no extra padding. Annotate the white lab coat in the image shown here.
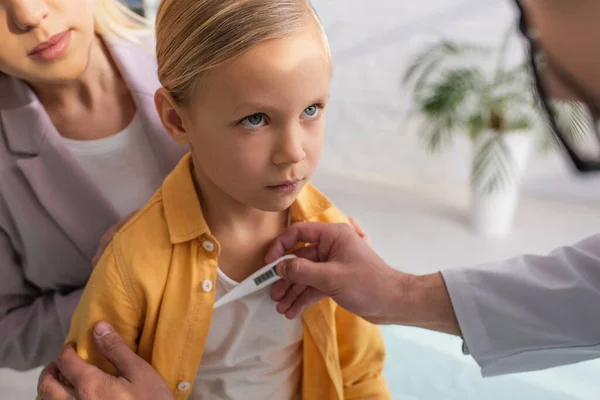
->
[441,233,600,377]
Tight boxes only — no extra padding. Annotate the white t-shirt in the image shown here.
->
[192,266,304,400]
[64,114,164,218]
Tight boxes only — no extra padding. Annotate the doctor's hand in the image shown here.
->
[348,217,371,245]
[267,222,404,324]
[37,322,174,400]
[267,222,461,335]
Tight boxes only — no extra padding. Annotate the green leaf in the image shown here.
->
[467,113,485,141]
[471,135,519,194]
[538,101,592,152]
[421,68,483,115]
[414,68,485,149]
[506,115,532,131]
[402,41,451,84]
[403,39,490,99]
[411,57,447,100]
[402,23,589,166]
[562,102,592,141]
[493,24,517,84]
[495,62,529,88]
[421,119,454,153]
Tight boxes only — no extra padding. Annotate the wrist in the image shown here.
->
[388,271,462,336]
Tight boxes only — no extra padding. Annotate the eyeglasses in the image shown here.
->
[514,0,600,173]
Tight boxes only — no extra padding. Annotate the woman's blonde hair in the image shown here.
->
[94,0,153,43]
[155,0,331,105]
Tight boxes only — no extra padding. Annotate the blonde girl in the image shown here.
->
[63,1,391,399]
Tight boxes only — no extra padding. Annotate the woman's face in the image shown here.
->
[0,0,95,83]
[527,0,600,104]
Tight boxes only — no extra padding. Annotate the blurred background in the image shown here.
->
[2,0,600,399]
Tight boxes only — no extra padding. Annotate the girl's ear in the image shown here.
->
[154,88,190,145]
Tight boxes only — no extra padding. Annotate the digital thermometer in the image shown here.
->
[213,254,297,309]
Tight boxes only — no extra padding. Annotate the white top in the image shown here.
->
[64,114,164,218]
[442,233,600,377]
[192,266,303,400]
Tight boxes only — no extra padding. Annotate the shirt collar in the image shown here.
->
[162,153,334,244]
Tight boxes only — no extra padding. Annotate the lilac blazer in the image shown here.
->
[0,37,187,370]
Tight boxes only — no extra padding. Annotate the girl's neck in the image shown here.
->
[191,159,288,241]
[190,157,291,282]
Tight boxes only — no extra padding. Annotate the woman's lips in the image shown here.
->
[29,30,72,61]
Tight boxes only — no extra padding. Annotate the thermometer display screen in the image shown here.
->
[254,266,277,285]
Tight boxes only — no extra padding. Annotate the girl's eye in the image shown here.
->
[241,113,266,128]
[302,105,320,118]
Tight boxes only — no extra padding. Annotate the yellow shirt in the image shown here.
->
[65,154,391,400]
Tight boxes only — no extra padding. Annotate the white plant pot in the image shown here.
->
[470,130,532,237]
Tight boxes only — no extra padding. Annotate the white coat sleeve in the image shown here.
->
[441,233,600,377]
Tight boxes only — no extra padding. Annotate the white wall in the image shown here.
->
[311,0,586,196]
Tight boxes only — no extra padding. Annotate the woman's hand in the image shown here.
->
[37,322,174,400]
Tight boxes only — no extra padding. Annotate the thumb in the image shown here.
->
[93,321,141,379]
[276,257,335,294]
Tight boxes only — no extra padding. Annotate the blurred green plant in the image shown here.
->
[403,25,588,193]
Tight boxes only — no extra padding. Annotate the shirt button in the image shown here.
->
[202,279,213,292]
[177,381,191,391]
[202,240,215,253]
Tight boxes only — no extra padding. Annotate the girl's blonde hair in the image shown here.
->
[94,0,153,43]
[155,0,331,105]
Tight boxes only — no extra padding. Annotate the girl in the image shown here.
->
[0,0,186,370]
[64,0,391,399]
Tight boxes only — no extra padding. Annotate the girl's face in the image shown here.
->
[161,25,331,213]
[0,0,95,83]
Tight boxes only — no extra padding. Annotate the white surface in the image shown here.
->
[381,325,600,400]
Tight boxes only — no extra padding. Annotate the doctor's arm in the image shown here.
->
[267,222,600,376]
[442,233,600,376]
